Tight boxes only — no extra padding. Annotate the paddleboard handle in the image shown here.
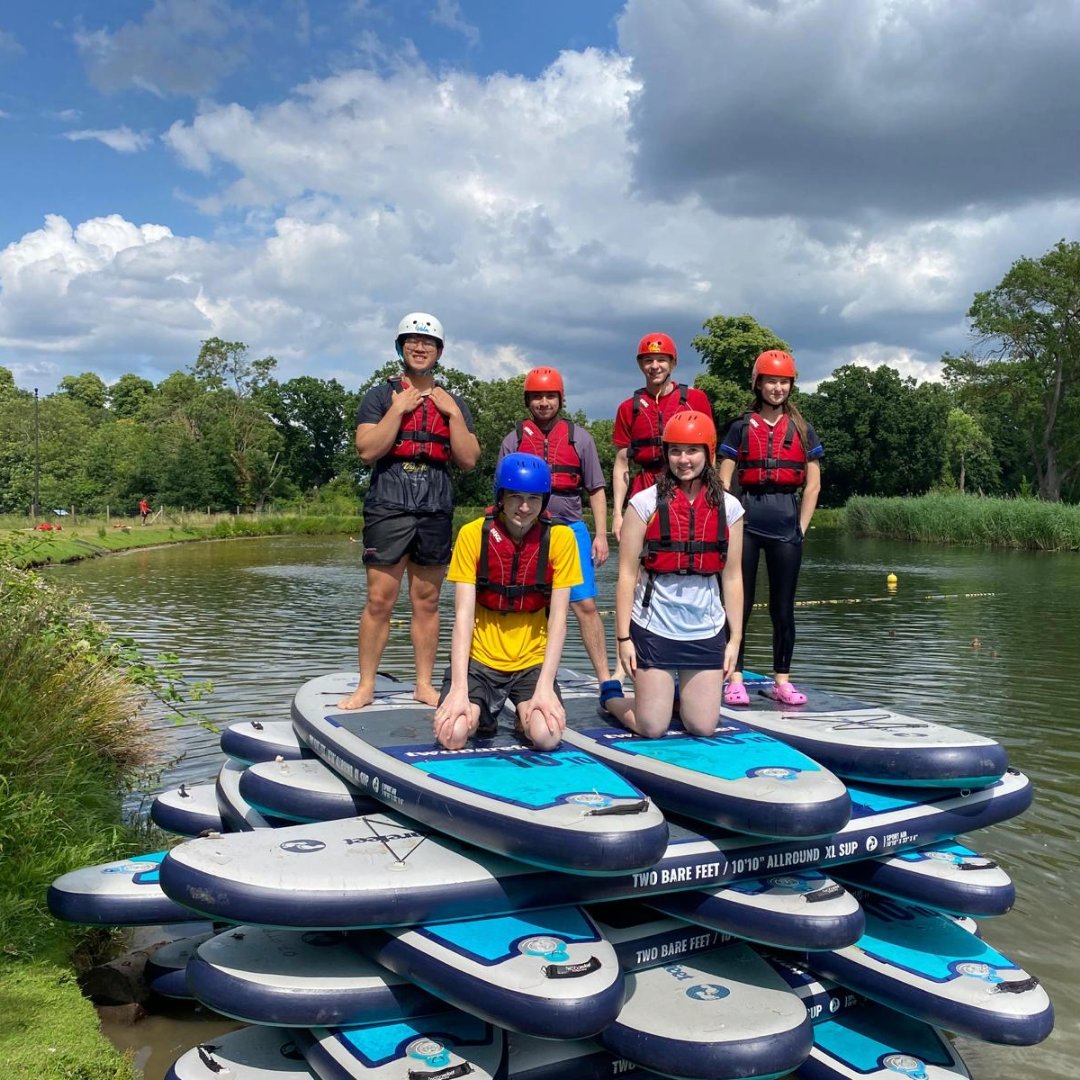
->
[584,799,651,816]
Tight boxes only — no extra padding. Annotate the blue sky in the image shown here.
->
[3,0,1080,415]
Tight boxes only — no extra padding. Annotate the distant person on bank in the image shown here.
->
[138,498,151,525]
[339,312,480,711]
[498,366,623,693]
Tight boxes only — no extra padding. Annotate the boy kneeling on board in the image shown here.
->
[433,452,583,751]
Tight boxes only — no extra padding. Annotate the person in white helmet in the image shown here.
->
[339,312,480,710]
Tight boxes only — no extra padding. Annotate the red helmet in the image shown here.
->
[523,366,565,397]
[751,350,797,385]
[662,410,717,462]
[637,333,677,362]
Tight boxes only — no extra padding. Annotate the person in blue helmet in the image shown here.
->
[433,452,583,751]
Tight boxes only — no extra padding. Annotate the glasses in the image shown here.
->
[401,335,438,348]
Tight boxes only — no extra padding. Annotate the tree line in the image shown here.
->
[2,241,1077,516]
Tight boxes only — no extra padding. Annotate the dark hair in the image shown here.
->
[656,453,726,508]
[749,383,809,450]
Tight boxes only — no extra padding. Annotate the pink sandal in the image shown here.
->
[723,681,750,706]
[768,682,807,706]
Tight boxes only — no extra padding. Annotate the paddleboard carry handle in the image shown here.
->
[544,955,602,978]
[408,1064,473,1080]
[585,798,651,816]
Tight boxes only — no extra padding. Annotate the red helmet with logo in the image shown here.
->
[662,410,717,463]
[637,333,677,362]
[751,350,797,385]
[523,366,565,397]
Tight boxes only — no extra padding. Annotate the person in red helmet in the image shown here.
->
[718,350,822,707]
[498,366,623,694]
[340,312,481,711]
[611,333,712,542]
[603,410,744,738]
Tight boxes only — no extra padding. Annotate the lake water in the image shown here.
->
[54,528,1079,1078]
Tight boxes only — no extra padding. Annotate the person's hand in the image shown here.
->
[521,690,565,742]
[721,639,740,684]
[433,686,472,749]
[612,512,623,544]
[618,638,637,679]
[390,380,425,416]
[427,386,462,420]
[592,532,609,566]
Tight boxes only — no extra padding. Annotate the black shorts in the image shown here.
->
[439,660,563,738]
[630,622,727,671]
[362,511,452,566]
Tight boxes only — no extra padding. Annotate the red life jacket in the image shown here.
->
[640,487,728,609]
[629,384,690,470]
[515,418,582,493]
[387,378,452,464]
[475,509,554,614]
[736,413,807,490]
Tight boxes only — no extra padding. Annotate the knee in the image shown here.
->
[573,597,598,618]
[363,590,398,620]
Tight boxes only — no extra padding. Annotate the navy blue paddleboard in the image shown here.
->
[292,673,669,875]
[151,782,224,838]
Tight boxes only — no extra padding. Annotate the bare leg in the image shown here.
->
[434,701,480,750]
[517,701,563,752]
[602,668,676,739]
[572,597,619,683]
[407,561,446,705]
[676,668,723,736]
[338,560,407,709]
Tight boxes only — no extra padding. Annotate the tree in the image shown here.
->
[966,240,1080,501]
[109,373,156,419]
[943,408,996,494]
[692,314,790,384]
[56,371,108,411]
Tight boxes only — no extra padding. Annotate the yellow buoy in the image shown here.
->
[887,573,898,587]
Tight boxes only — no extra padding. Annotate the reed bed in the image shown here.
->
[844,494,1080,550]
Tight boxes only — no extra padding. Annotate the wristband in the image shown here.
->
[616,635,631,642]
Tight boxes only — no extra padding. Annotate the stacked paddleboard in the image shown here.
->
[47,669,1054,1080]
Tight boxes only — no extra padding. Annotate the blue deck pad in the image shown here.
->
[726,871,830,896]
[813,1003,958,1070]
[397,744,643,810]
[895,841,987,865]
[104,851,166,886]
[414,908,601,965]
[332,1013,495,1069]
[575,721,823,780]
[856,898,1018,982]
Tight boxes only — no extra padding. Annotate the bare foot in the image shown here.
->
[413,683,441,706]
[337,686,374,710]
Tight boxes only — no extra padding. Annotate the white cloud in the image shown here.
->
[431,0,480,48]
[63,126,152,153]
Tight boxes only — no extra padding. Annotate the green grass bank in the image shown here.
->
[0,541,172,1079]
[843,493,1080,550]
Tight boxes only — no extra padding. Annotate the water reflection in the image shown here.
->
[55,529,1080,1080]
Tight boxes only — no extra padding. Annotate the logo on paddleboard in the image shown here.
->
[882,1054,929,1078]
[406,1037,451,1069]
[746,766,800,781]
[519,936,570,962]
[372,776,380,794]
[865,835,879,852]
[279,839,326,853]
[686,983,730,1001]
[567,793,613,809]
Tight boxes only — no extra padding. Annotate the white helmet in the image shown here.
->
[395,312,444,358]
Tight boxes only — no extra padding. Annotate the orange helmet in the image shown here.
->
[662,410,717,462]
[751,350,797,385]
[523,366,565,397]
[637,333,677,362]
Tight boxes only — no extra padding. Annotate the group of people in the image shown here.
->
[339,312,822,751]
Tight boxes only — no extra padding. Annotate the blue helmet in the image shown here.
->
[495,452,551,506]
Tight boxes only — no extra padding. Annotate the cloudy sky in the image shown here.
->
[3,0,1080,415]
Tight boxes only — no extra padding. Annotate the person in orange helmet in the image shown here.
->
[603,410,744,738]
[718,350,823,707]
[611,333,712,542]
[498,366,623,695]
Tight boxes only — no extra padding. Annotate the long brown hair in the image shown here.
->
[749,381,809,450]
[656,455,726,508]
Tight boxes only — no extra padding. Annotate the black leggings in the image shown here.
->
[737,532,803,675]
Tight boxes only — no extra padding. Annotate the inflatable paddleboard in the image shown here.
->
[294,1013,507,1080]
[557,675,850,838]
[597,940,813,1080]
[361,906,624,1040]
[292,673,669,875]
[145,927,214,999]
[796,1001,971,1080]
[151,782,224,837]
[803,895,1054,1045]
[217,759,283,832]
[647,870,865,951]
[158,770,1033,931]
[830,841,1015,917]
[187,925,446,1028]
[239,758,378,823]
[47,851,195,926]
[220,719,315,764]
[506,1035,646,1080]
[167,1026,315,1080]
[728,677,1008,789]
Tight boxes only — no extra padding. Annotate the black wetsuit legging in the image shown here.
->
[737,530,803,675]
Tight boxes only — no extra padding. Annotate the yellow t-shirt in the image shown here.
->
[447,515,583,671]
